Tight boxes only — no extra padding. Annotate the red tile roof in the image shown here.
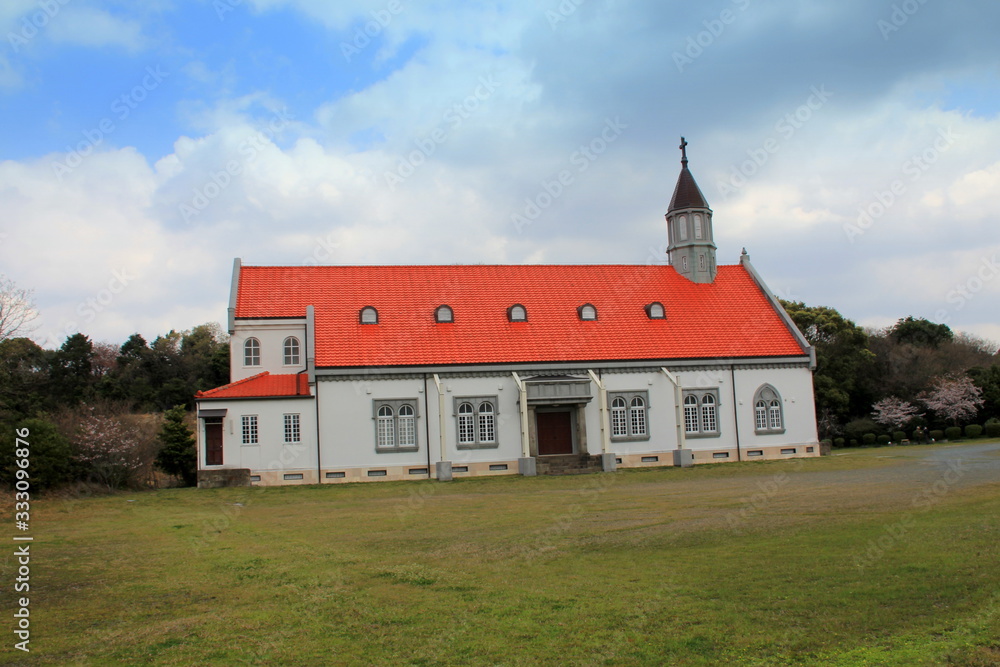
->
[235,264,807,368]
[196,372,311,399]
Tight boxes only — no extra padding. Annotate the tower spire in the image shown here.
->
[665,137,717,283]
[679,136,688,167]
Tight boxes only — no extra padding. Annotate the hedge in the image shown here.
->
[945,426,962,441]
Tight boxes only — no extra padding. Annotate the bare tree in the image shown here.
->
[0,275,38,341]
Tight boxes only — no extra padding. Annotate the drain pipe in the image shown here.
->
[660,367,692,467]
[587,369,616,471]
[730,365,742,462]
[511,372,535,476]
[431,374,452,481]
[423,374,432,476]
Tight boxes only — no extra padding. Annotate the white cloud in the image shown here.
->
[46,6,145,52]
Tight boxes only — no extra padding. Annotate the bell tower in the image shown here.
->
[666,137,717,283]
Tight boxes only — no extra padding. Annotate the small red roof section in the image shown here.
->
[196,372,311,399]
[234,264,808,368]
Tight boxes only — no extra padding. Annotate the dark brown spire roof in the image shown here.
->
[668,137,710,211]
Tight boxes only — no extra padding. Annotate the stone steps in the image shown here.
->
[536,454,603,476]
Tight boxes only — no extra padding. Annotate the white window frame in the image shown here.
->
[609,391,650,441]
[283,413,301,444]
[283,337,300,366]
[753,385,785,434]
[241,415,258,445]
[373,399,419,452]
[683,389,721,438]
[243,338,260,367]
[454,396,500,449]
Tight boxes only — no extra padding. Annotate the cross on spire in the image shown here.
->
[679,136,688,166]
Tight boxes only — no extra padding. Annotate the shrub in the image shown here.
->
[892,430,906,442]
[155,406,197,486]
[986,420,1000,438]
[862,433,876,446]
[845,418,881,443]
[0,418,75,492]
[877,434,891,445]
[849,439,858,447]
[834,437,845,448]
[964,424,983,439]
[944,426,962,441]
[930,429,944,441]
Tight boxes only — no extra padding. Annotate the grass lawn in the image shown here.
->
[5,442,1000,666]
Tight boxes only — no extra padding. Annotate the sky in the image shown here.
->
[1,0,999,350]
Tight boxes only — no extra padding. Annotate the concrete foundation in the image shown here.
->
[518,457,537,476]
[435,460,453,482]
[198,468,251,489]
[601,452,618,472]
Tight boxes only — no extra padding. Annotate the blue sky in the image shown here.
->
[1,0,999,350]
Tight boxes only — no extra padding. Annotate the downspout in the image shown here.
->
[511,372,530,458]
[423,374,432,475]
[587,369,611,454]
[730,365,742,462]
[432,374,447,462]
[305,305,321,483]
[660,367,687,452]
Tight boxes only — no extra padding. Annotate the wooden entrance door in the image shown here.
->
[537,411,573,455]
[205,420,223,466]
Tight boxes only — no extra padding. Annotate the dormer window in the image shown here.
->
[645,302,665,319]
[360,306,378,324]
[508,304,527,322]
[435,305,454,323]
[578,304,597,321]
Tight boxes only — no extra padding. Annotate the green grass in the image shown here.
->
[6,442,1000,666]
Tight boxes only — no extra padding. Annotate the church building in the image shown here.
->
[194,142,820,487]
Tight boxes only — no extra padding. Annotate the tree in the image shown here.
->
[155,405,197,486]
[0,275,38,341]
[889,316,953,348]
[73,406,147,490]
[780,300,876,430]
[968,364,1000,423]
[49,333,95,406]
[918,374,985,426]
[0,337,50,420]
[0,418,74,491]
[871,396,922,431]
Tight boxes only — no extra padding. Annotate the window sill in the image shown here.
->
[754,429,786,436]
[375,446,419,454]
[684,432,721,439]
[610,435,651,442]
[457,442,500,450]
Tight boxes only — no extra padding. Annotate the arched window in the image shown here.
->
[458,403,475,444]
[435,305,453,323]
[376,405,394,447]
[244,338,260,366]
[699,254,706,271]
[398,405,416,447]
[360,306,378,324]
[578,304,597,321]
[646,302,665,319]
[694,213,703,240]
[283,337,300,365]
[630,396,647,436]
[681,256,689,272]
[678,214,688,241]
[701,394,717,432]
[753,385,785,433]
[478,402,495,443]
[508,304,527,322]
[611,397,627,437]
[684,394,699,433]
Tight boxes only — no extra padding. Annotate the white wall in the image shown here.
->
[199,397,317,473]
[230,320,307,382]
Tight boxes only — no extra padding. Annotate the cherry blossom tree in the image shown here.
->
[74,406,146,490]
[0,274,38,341]
[918,374,984,426]
[871,396,922,430]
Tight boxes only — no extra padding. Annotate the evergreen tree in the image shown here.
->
[155,405,197,486]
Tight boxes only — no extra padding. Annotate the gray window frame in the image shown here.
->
[609,390,650,442]
[682,388,721,439]
[508,304,527,322]
[372,399,420,453]
[435,305,454,323]
[753,385,786,435]
[453,396,500,449]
